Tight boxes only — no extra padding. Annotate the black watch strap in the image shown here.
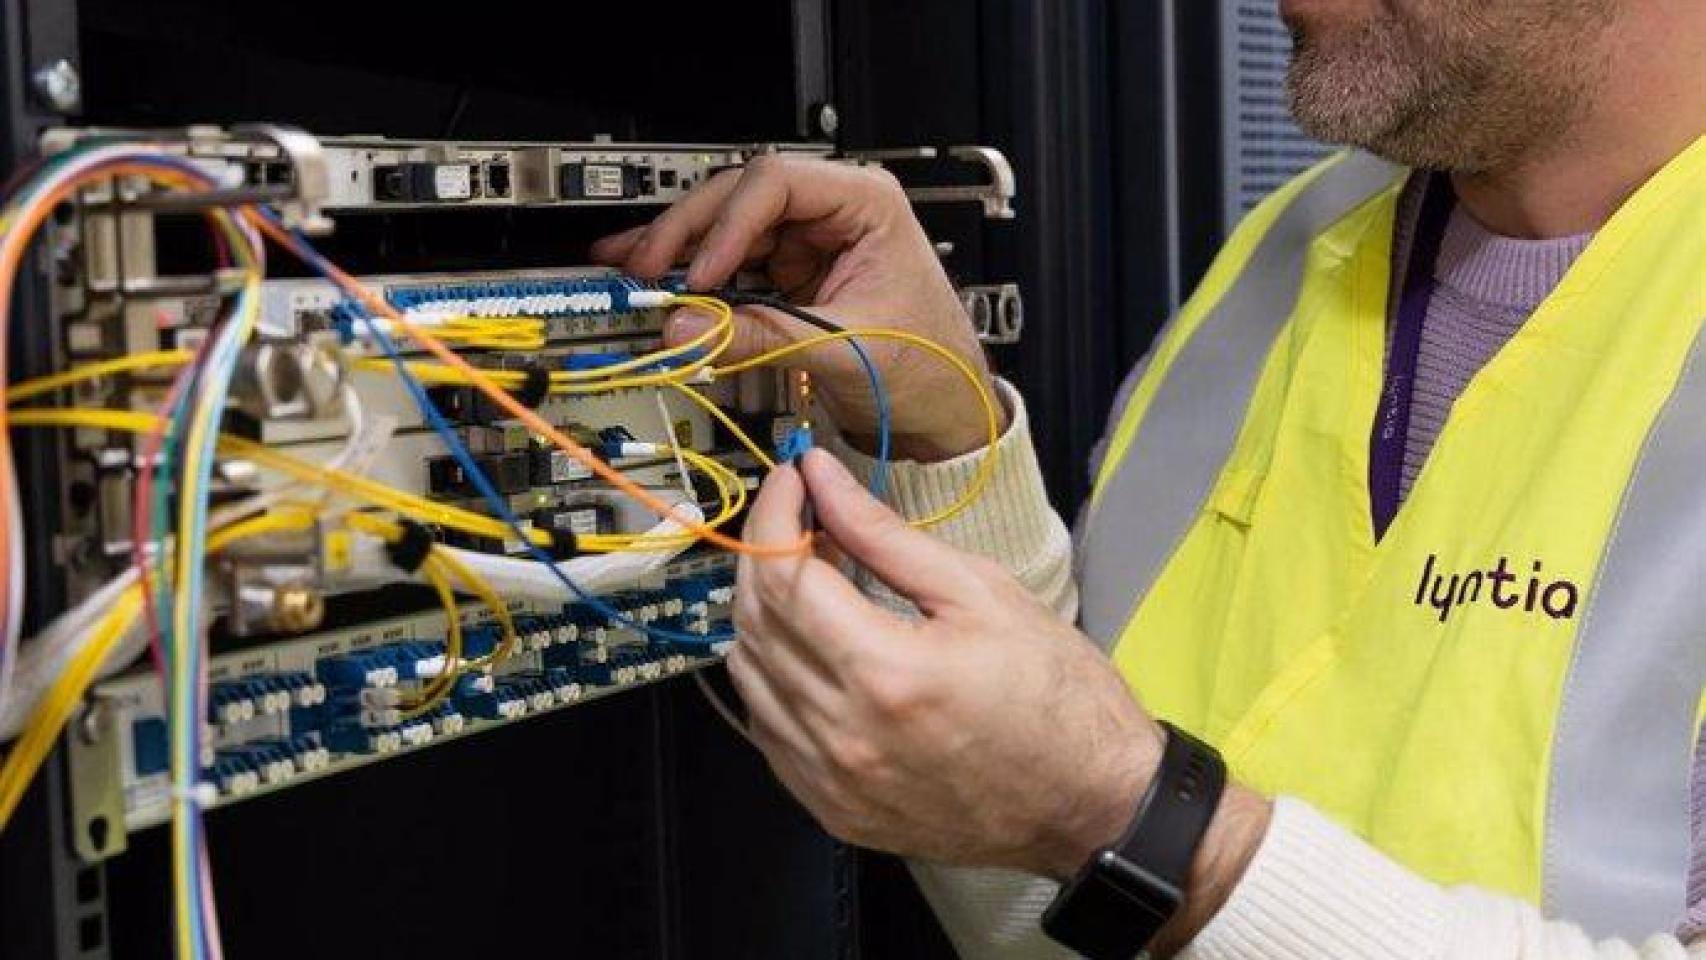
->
[1041,721,1226,960]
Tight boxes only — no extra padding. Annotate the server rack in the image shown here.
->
[0,0,1208,957]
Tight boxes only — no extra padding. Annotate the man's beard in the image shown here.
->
[1285,6,1608,172]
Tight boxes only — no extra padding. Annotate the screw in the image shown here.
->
[812,102,840,138]
[271,584,325,633]
[31,59,81,114]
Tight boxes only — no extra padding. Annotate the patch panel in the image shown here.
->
[249,266,675,344]
[324,272,680,336]
[72,556,737,844]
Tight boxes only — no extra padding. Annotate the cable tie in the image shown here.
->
[548,528,581,561]
[512,364,551,409]
[384,519,435,573]
[170,782,219,808]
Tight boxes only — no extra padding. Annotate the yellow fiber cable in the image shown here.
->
[0,585,141,828]
[425,317,547,351]
[9,408,556,551]
[205,507,319,554]
[668,382,776,470]
[713,327,1001,528]
[13,408,749,555]
[7,350,194,403]
[0,504,331,830]
[430,547,516,673]
[402,553,464,718]
[354,311,735,393]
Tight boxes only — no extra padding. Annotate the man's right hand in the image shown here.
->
[591,155,1006,462]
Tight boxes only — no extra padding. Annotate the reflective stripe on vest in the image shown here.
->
[1546,317,1706,933]
[1079,150,1402,640]
[1076,138,1706,938]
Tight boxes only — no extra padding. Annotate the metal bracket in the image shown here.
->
[846,145,1017,220]
[959,283,1024,344]
[67,699,128,863]
[232,124,331,234]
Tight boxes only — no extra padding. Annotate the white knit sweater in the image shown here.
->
[830,380,1705,960]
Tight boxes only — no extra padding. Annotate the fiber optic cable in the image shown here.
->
[243,210,803,558]
[716,292,894,500]
[170,248,260,960]
[346,276,738,646]
[13,407,728,555]
[713,324,1000,528]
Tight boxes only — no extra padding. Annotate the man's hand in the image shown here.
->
[592,156,1004,461]
[732,449,1274,954]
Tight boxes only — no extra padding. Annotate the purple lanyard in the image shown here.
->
[1369,176,1456,541]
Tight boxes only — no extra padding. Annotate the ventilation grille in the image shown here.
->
[1220,0,1332,230]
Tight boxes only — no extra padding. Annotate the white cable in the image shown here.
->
[694,670,753,746]
[0,475,23,734]
[0,568,145,741]
[339,502,704,601]
[654,389,695,501]
[0,143,193,727]
[323,384,367,474]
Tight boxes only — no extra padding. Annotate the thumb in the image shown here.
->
[797,448,967,612]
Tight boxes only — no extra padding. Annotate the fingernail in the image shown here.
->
[665,309,714,345]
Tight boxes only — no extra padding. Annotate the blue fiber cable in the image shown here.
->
[712,291,891,499]
[859,342,891,499]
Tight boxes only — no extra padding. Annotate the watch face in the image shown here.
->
[1041,854,1181,958]
[1099,852,1184,917]
[1098,852,1180,913]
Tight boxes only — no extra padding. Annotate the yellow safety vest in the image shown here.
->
[1077,139,1706,939]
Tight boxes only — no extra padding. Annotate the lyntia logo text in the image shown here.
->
[1414,554,1580,624]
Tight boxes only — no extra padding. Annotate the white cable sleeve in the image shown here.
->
[339,502,705,602]
[0,567,147,742]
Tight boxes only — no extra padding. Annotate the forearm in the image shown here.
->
[1178,798,1705,960]
[827,379,1077,620]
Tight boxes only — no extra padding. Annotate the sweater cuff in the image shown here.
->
[825,379,1059,562]
[1182,797,1450,960]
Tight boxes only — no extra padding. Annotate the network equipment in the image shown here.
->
[0,124,1019,958]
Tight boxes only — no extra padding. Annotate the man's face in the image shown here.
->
[1284,0,1615,171]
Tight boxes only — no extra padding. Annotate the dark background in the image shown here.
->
[0,1,1234,956]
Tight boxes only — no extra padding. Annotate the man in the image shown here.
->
[593,0,1706,955]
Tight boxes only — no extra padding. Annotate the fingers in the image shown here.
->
[687,158,883,290]
[740,464,902,662]
[797,448,979,612]
[724,641,824,764]
[620,168,745,279]
[742,461,808,553]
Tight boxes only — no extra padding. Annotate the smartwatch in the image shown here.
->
[1040,721,1225,960]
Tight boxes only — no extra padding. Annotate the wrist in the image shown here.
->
[1036,719,1162,881]
[1146,785,1273,958]
[1039,723,1272,959]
